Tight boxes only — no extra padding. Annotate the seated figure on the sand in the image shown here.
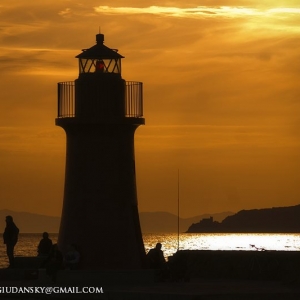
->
[44,244,64,282]
[37,232,53,256]
[147,242,166,269]
[64,244,80,270]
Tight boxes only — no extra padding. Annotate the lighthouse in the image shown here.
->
[56,33,146,269]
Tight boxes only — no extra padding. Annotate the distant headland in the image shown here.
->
[186,204,300,233]
[0,209,233,233]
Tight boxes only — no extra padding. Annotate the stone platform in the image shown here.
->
[169,250,300,281]
[0,250,299,299]
[0,272,299,300]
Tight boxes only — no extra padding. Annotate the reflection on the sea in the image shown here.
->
[143,233,300,259]
[0,233,299,268]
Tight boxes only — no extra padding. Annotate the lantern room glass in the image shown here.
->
[79,58,121,74]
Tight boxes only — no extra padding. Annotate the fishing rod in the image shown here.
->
[177,169,180,251]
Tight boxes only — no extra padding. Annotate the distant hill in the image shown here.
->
[139,211,234,233]
[187,204,300,233]
[0,209,60,233]
[0,209,233,233]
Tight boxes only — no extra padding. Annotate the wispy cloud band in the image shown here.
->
[94,5,300,18]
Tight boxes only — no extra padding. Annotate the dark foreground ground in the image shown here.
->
[0,274,299,300]
[0,250,299,299]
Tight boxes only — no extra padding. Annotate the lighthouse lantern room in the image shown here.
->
[77,34,123,75]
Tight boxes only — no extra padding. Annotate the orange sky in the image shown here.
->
[0,0,300,217]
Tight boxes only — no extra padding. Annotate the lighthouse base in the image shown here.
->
[56,123,146,270]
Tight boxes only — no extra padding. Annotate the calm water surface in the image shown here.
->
[1,233,299,268]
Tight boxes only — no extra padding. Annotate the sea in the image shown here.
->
[1,233,299,268]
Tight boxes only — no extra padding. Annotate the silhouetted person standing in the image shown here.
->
[37,232,53,256]
[3,215,19,268]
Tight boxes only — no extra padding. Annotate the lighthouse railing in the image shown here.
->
[125,81,143,118]
[57,81,143,118]
[57,81,75,118]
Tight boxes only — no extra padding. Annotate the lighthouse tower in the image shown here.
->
[56,33,146,269]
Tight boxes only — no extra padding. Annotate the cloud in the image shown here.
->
[58,7,71,17]
[94,5,300,18]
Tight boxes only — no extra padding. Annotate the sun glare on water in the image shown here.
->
[144,233,300,259]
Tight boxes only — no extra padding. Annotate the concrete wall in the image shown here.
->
[169,250,300,282]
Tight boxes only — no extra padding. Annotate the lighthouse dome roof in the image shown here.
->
[76,33,124,59]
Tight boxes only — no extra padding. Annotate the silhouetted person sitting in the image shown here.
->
[37,232,53,256]
[44,244,63,282]
[64,244,80,270]
[147,242,166,269]
[3,215,19,268]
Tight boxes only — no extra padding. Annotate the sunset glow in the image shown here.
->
[0,0,299,218]
[94,5,300,18]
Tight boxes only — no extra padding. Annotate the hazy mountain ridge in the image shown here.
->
[139,211,233,233]
[0,209,60,233]
[0,209,233,233]
[187,204,300,233]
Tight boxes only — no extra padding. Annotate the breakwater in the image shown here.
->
[169,250,300,282]
[0,251,300,300]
